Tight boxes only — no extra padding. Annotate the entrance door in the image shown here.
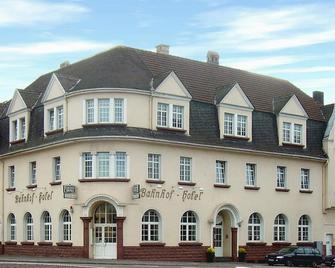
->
[93,203,117,259]
[326,234,333,256]
[213,215,223,257]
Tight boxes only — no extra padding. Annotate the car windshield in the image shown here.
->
[278,247,297,254]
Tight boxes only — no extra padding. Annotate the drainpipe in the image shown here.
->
[322,159,329,213]
[149,78,154,130]
[1,159,4,246]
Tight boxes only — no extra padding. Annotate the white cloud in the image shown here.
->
[0,0,88,26]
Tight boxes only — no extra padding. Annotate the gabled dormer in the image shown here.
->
[215,82,254,141]
[274,94,308,148]
[6,89,30,145]
[152,71,192,134]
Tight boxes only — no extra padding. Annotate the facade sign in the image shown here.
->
[140,187,204,202]
[63,185,77,199]
[132,184,141,199]
[15,191,53,204]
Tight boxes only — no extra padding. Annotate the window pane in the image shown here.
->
[83,153,93,178]
[157,103,168,127]
[172,105,183,128]
[86,99,95,123]
[98,99,110,123]
[30,161,36,184]
[97,152,110,177]
[180,157,191,181]
[54,157,61,181]
[237,115,247,136]
[148,154,160,180]
[116,152,126,178]
[246,164,256,186]
[56,106,64,129]
[48,109,55,130]
[277,166,286,188]
[301,169,310,189]
[283,122,291,142]
[224,113,234,135]
[216,160,225,184]
[114,99,124,123]
[294,124,302,144]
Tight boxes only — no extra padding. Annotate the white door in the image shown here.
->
[326,234,333,256]
[93,203,117,259]
[214,215,223,257]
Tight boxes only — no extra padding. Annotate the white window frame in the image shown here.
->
[298,215,310,242]
[246,163,256,186]
[83,152,93,178]
[180,211,197,242]
[172,105,184,129]
[30,161,37,185]
[283,122,291,143]
[180,157,192,182]
[157,103,169,127]
[42,211,52,241]
[156,103,184,130]
[237,115,247,137]
[8,213,16,241]
[25,213,34,241]
[300,168,310,190]
[283,122,303,145]
[62,210,72,242]
[215,160,226,184]
[148,154,161,180]
[141,210,160,242]
[19,117,26,140]
[274,214,287,242]
[294,124,302,144]
[248,213,262,242]
[224,113,248,137]
[53,157,61,181]
[48,108,55,131]
[97,152,110,178]
[98,99,110,123]
[8,166,15,188]
[224,113,234,135]
[10,118,26,141]
[276,166,287,188]
[56,106,64,129]
[115,152,127,178]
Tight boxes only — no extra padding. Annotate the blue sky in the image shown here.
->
[1,0,335,104]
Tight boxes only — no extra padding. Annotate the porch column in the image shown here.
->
[116,216,126,259]
[231,227,238,261]
[81,217,92,258]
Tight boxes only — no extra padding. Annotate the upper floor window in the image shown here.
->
[248,213,262,241]
[10,117,26,142]
[301,169,310,190]
[224,113,248,137]
[83,152,93,178]
[8,213,16,241]
[274,214,287,242]
[20,118,26,139]
[215,160,226,184]
[53,157,61,181]
[48,106,64,131]
[277,166,287,188]
[115,152,127,178]
[180,211,197,241]
[180,157,192,182]
[85,98,126,125]
[30,161,37,185]
[246,163,256,186]
[97,152,110,178]
[8,166,15,188]
[156,103,184,129]
[282,122,302,144]
[141,210,160,242]
[148,154,161,180]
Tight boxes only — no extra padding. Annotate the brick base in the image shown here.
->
[4,244,85,258]
[124,245,208,262]
[0,242,3,255]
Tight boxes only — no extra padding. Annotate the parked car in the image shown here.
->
[266,246,322,267]
[325,255,335,266]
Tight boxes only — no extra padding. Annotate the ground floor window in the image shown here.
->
[248,213,262,241]
[8,213,16,241]
[42,211,52,241]
[62,210,72,241]
[274,214,287,241]
[141,209,160,242]
[298,215,310,241]
[180,211,197,241]
[24,212,33,241]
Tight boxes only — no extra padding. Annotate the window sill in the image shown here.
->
[78,178,130,182]
[6,187,16,192]
[223,135,250,141]
[178,242,203,246]
[272,242,291,246]
[82,123,127,128]
[37,242,53,246]
[4,241,17,245]
[178,181,196,186]
[50,181,62,186]
[214,184,231,188]
[244,186,260,191]
[246,242,267,246]
[26,184,37,189]
[10,139,25,145]
[45,128,64,136]
[56,242,73,247]
[275,188,290,192]
[156,126,187,133]
[300,189,313,194]
[282,142,304,148]
[146,179,165,184]
[139,242,165,247]
[21,241,34,246]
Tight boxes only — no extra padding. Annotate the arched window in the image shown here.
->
[141,210,160,242]
[248,213,262,241]
[24,213,33,241]
[8,213,16,241]
[274,214,287,241]
[180,211,197,241]
[298,215,310,241]
[42,211,52,241]
[61,210,72,241]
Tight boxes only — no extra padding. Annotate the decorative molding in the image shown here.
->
[244,186,260,191]
[78,178,130,183]
[146,179,165,184]
[178,181,196,186]
[214,184,231,188]
[275,188,290,192]
[50,181,62,186]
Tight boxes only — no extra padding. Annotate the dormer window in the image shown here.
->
[156,102,184,130]
[282,122,302,145]
[10,117,27,143]
[224,113,247,137]
[47,105,64,132]
[172,105,184,128]
[157,103,168,127]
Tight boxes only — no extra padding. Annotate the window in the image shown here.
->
[62,210,72,242]
[294,124,302,144]
[141,210,160,242]
[157,103,168,127]
[115,152,126,178]
[216,160,226,184]
[56,106,64,129]
[20,118,26,139]
[301,169,310,190]
[24,213,33,241]
[172,105,184,129]
[48,109,55,131]
[12,120,18,141]
[114,98,124,123]
[98,99,110,123]
[248,213,262,241]
[298,215,310,241]
[97,152,110,177]
[30,161,37,185]
[42,211,52,241]
[8,166,15,188]
[86,99,95,124]
[148,154,161,180]
[246,164,256,186]
[283,122,291,143]
[54,157,61,181]
[8,214,16,241]
[274,214,287,241]
[180,211,197,241]
[83,153,93,178]
[237,115,247,136]
[277,166,286,188]
[224,113,234,135]
[180,157,192,182]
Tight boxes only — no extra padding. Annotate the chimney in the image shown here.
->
[60,60,70,69]
[313,91,324,106]
[207,51,219,65]
[156,44,169,55]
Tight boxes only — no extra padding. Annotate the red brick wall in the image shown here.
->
[4,244,85,258]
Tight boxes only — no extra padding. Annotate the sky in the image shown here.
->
[0,0,335,104]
